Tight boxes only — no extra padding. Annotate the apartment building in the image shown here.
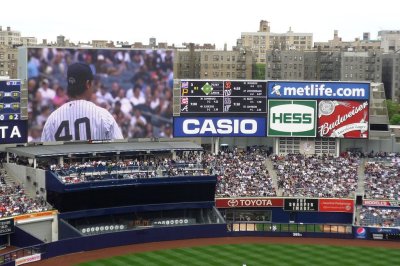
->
[241,20,313,63]
[0,45,17,78]
[315,30,381,51]
[382,52,400,101]
[0,26,21,46]
[379,30,400,53]
[174,44,253,80]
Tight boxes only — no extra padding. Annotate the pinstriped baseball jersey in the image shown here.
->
[41,100,123,142]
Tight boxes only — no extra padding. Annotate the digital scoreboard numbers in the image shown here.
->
[284,198,319,211]
[0,80,21,120]
[180,81,224,114]
[180,80,267,116]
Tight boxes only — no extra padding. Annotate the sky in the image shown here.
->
[2,0,399,49]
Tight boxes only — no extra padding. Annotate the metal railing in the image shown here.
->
[0,244,43,265]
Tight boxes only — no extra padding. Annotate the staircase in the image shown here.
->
[1,168,37,199]
[265,158,282,196]
[356,157,366,196]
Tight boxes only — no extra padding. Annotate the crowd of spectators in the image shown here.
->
[27,48,174,141]
[51,152,205,183]
[272,154,359,198]
[206,147,276,198]
[0,169,48,218]
[359,207,400,227]
[364,154,400,200]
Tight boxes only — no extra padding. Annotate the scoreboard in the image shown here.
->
[0,80,21,121]
[173,79,370,138]
[179,80,267,116]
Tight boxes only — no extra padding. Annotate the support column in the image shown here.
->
[214,137,220,154]
[336,139,340,157]
[58,156,64,167]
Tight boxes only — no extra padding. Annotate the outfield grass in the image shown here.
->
[76,243,400,266]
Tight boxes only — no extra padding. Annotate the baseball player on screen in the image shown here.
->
[41,63,123,142]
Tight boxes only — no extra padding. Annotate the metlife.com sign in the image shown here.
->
[173,117,266,137]
[267,81,369,100]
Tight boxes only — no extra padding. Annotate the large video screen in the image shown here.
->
[26,48,173,142]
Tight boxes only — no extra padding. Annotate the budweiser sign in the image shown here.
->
[318,100,368,139]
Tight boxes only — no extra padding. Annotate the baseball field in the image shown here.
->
[76,243,400,266]
[29,237,400,266]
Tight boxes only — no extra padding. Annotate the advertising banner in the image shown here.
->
[268,100,317,137]
[318,100,368,139]
[319,199,354,213]
[14,210,57,221]
[267,81,369,100]
[0,218,14,235]
[354,226,367,239]
[368,227,400,234]
[363,199,400,207]
[0,120,27,144]
[173,117,267,137]
[15,254,41,266]
[215,198,284,208]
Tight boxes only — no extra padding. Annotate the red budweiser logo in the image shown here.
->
[318,101,368,139]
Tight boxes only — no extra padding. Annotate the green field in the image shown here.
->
[76,243,400,266]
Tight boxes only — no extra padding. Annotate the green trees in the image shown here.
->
[386,100,400,124]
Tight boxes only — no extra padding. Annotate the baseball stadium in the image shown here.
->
[0,47,399,266]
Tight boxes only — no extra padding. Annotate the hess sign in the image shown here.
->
[268,100,317,137]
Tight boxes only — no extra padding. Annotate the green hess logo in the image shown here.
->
[268,100,317,137]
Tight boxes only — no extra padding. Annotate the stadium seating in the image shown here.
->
[0,168,49,218]
[364,155,400,200]
[359,206,400,227]
[272,154,359,198]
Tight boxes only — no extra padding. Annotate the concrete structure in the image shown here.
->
[378,30,400,53]
[340,51,382,83]
[382,52,400,101]
[0,45,17,78]
[92,40,109,48]
[265,49,305,80]
[174,44,253,80]
[266,49,382,83]
[0,26,21,46]
[241,20,313,63]
[315,30,381,51]
[56,35,65,46]
[21,37,37,47]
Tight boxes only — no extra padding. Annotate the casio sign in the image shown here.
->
[270,104,314,132]
[183,119,257,135]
